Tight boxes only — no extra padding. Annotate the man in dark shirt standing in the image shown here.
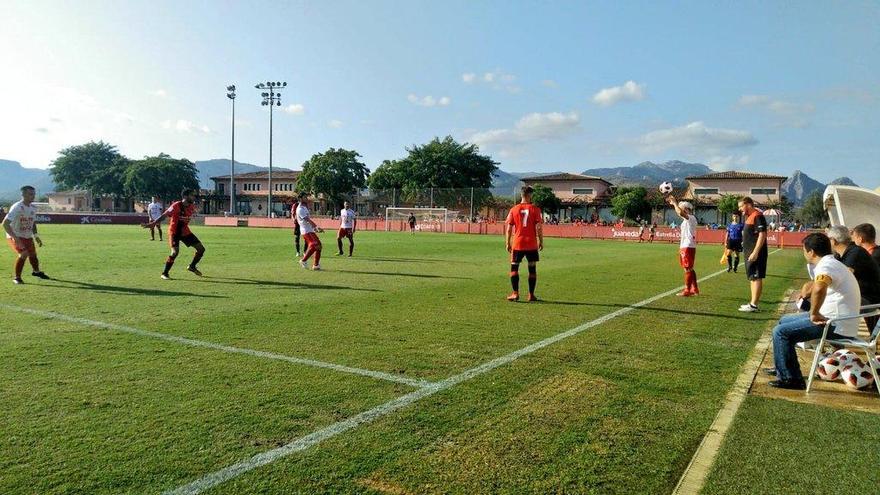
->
[739,197,768,312]
[852,223,880,268]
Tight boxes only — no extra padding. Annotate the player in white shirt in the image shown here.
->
[2,185,49,284]
[766,233,863,389]
[667,196,699,296]
[295,192,324,270]
[336,201,357,257]
[146,196,164,241]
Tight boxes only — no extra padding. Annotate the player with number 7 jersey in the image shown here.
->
[505,185,544,302]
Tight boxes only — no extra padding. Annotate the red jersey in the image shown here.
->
[166,201,196,237]
[506,203,543,251]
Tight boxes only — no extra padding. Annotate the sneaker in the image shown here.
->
[506,292,519,302]
[768,379,805,390]
[12,277,23,285]
[299,260,308,269]
[160,274,171,280]
[348,254,353,257]
[738,303,759,312]
[727,268,732,273]
[187,266,203,277]
[32,271,50,280]
[676,290,694,297]
[335,252,344,256]
[527,294,539,302]
[312,265,321,271]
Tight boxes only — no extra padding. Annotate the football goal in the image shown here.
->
[385,207,452,233]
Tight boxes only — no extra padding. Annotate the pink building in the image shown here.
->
[209,171,301,216]
[683,170,787,224]
[524,173,614,221]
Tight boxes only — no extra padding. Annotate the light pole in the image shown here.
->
[226,85,236,215]
[255,80,286,217]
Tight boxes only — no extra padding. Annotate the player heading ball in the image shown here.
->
[505,185,544,302]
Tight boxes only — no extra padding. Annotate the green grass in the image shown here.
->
[703,396,880,495]
[0,225,805,494]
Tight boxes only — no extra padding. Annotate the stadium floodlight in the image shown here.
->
[227,84,237,215]
[256,80,287,218]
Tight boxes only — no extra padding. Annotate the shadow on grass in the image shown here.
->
[356,256,459,263]
[333,269,472,280]
[42,278,229,299]
[536,300,779,321]
[192,276,380,291]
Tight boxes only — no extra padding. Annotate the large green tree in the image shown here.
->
[530,184,562,215]
[797,191,826,226]
[610,186,650,220]
[717,194,741,217]
[50,141,128,197]
[123,154,200,202]
[297,148,370,207]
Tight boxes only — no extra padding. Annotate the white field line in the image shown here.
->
[671,288,793,495]
[0,303,430,388]
[166,250,784,495]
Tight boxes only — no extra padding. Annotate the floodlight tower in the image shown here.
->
[255,80,286,217]
[226,85,236,215]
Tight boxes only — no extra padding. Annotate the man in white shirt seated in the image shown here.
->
[766,233,862,390]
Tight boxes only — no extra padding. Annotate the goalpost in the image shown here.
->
[385,207,452,233]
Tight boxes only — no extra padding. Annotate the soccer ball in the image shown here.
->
[841,364,875,390]
[831,349,861,368]
[816,354,843,381]
[659,181,674,195]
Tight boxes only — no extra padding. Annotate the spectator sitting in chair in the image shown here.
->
[765,232,862,390]
[851,223,880,268]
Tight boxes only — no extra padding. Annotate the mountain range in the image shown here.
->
[0,157,860,206]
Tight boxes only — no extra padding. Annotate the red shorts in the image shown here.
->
[303,232,321,248]
[337,228,353,238]
[679,247,696,269]
[7,237,36,255]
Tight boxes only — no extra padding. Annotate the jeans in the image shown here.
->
[772,313,843,382]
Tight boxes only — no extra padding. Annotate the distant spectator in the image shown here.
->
[851,223,880,268]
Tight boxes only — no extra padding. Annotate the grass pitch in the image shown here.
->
[1,225,807,494]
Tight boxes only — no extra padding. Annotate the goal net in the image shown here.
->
[385,207,451,233]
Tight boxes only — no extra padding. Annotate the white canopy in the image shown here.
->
[823,185,880,228]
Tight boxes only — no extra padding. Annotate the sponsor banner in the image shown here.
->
[38,213,148,225]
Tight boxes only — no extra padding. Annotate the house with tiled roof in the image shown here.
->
[209,170,302,216]
[683,170,788,224]
[523,173,614,220]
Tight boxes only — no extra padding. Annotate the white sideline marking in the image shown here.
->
[166,251,786,495]
[0,303,430,388]
[671,289,792,495]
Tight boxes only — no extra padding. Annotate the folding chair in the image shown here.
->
[806,304,880,394]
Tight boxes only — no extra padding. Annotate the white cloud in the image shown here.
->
[149,89,167,98]
[406,94,451,107]
[638,121,756,155]
[707,154,751,172]
[542,79,558,89]
[328,119,343,129]
[162,119,210,134]
[470,111,580,155]
[737,94,815,127]
[462,70,519,93]
[592,80,646,107]
[462,73,476,83]
[283,103,305,115]
[34,127,49,133]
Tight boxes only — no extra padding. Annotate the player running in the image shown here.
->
[290,199,302,257]
[668,196,699,296]
[146,196,163,241]
[408,213,416,234]
[336,201,357,257]
[296,192,323,270]
[143,188,206,280]
[648,222,657,243]
[638,221,646,243]
[3,185,50,284]
[505,185,544,302]
[723,212,744,273]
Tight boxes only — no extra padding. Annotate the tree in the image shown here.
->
[531,184,562,215]
[369,136,498,193]
[50,141,127,197]
[610,186,650,220]
[766,195,794,220]
[123,154,200,202]
[297,148,370,207]
[797,190,826,226]
[717,194,741,216]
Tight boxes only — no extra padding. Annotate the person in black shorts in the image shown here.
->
[408,213,416,234]
[723,213,744,273]
[143,189,205,280]
[291,200,302,257]
[738,197,767,312]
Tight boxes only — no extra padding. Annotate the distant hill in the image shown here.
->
[0,160,55,201]
[193,159,291,189]
[582,160,712,186]
[781,170,826,206]
[490,170,564,196]
[829,176,858,187]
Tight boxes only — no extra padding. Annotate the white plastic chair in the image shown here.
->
[806,304,880,394]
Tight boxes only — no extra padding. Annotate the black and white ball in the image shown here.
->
[659,182,674,195]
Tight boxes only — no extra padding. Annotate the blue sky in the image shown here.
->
[2,0,878,186]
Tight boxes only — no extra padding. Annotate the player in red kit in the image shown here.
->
[505,185,544,302]
[143,188,206,279]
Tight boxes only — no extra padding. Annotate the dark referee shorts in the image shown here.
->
[171,233,201,248]
[726,239,743,252]
[511,250,540,263]
[745,251,768,280]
